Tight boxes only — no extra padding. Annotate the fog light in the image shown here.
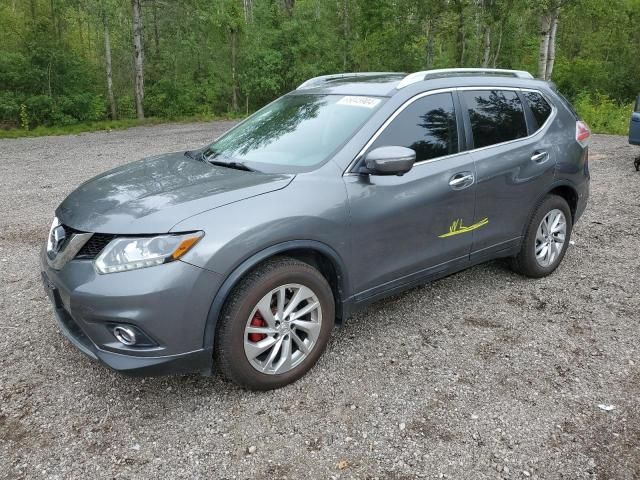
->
[113,326,137,346]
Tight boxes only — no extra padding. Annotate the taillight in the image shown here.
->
[576,121,591,147]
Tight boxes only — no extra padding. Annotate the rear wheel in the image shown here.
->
[511,194,572,278]
[215,257,334,390]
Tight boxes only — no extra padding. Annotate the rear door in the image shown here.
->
[344,92,477,297]
[460,88,557,260]
[630,95,640,145]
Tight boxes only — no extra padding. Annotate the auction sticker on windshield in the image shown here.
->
[337,96,381,108]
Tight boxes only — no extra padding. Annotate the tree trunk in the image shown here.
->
[342,0,349,70]
[482,26,491,67]
[243,0,253,22]
[78,7,85,56]
[425,18,435,68]
[29,0,36,21]
[131,0,145,119]
[230,28,238,112]
[537,12,552,80]
[456,3,466,66]
[103,11,117,120]
[152,0,160,55]
[282,0,294,16]
[491,22,503,68]
[545,9,559,80]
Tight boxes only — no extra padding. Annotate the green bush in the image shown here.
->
[573,92,632,135]
[0,91,20,127]
[58,94,106,122]
[116,94,137,119]
[24,95,55,126]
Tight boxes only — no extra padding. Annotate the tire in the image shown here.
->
[511,194,573,278]
[215,257,335,390]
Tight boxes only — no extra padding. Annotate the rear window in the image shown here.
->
[524,91,552,130]
[462,90,528,149]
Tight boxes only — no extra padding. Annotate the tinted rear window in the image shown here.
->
[462,90,527,149]
[524,91,552,129]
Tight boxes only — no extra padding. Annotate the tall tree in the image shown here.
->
[102,2,116,119]
[131,0,144,119]
[537,0,568,80]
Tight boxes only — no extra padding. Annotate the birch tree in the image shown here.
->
[131,0,144,119]
[103,4,116,119]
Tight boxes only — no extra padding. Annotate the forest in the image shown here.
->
[1,0,639,136]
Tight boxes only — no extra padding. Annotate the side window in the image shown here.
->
[370,93,458,162]
[462,90,527,149]
[524,91,552,130]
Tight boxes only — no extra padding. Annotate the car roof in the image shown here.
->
[295,69,551,97]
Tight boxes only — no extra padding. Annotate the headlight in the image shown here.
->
[94,232,203,274]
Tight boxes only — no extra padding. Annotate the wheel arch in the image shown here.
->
[522,181,579,238]
[203,240,349,352]
[547,183,579,221]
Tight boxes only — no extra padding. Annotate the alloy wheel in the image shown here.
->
[535,208,567,267]
[243,283,322,375]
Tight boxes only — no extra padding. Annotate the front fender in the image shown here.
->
[201,239,350,351]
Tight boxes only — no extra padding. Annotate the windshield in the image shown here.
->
[205,94,385,173]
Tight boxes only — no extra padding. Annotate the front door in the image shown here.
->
[344,92,477,298]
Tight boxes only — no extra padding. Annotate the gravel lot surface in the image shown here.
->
[1,124,639,480]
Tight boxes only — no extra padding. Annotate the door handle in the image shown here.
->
[449,172,475,190]
[531,151,549,163]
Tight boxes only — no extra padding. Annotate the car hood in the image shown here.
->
[56,152,294,234]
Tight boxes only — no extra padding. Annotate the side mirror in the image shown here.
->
[363,146,416,176]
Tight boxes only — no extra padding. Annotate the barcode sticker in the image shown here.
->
[337,96,381,108]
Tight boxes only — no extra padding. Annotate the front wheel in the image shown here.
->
[215,257,335,390]
[511,194,573,278]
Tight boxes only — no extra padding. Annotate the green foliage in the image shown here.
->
[0,0,638,135]
[573,92,632,135]
[19,104,29,130]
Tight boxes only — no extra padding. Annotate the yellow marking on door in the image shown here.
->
[439,217,489,238]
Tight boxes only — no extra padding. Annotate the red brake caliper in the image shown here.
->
[248,311,267,343]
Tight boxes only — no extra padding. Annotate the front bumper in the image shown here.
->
[41,249,223,376]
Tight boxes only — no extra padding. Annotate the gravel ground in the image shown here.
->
[1,124,639,480]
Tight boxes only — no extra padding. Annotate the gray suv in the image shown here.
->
[41,68,590,390]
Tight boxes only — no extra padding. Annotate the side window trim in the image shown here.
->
[459,88,528,150]
[457,89,474,150]
[344,86,557,175]
[457,86,557,154]
[520,88,557,134]
[345,88,462,174]
[517,90,539,135]
[452,90,470,151]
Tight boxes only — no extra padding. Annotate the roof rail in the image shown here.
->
[396,68,534,89]
[297,72,400,90]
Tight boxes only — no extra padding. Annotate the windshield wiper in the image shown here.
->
[207,160,257,172]
[200,149,257,172]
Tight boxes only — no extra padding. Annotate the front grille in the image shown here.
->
[76,233,116,259]
[60,224,116,260]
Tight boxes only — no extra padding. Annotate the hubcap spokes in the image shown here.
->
[244,284,322,375]
[535,209,567,267]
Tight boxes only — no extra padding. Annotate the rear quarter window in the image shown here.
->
[462,90,528,149]
[524,91,552,130]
